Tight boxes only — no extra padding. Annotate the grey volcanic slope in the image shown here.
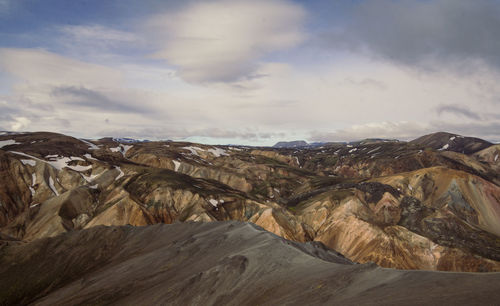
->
[1,222,500,305]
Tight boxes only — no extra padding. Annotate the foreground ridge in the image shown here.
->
[1,221,500,305]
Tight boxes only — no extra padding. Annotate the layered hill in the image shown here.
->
[1,221,500,305]
[0,131,499,272]
[410,132,492,154]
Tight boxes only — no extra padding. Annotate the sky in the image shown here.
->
[1,0,500,145]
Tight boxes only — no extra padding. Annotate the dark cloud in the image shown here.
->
[51,86,151,114]
[436,104,481,120]
[338,0,500,70]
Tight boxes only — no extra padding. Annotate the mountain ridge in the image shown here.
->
[2,221,500,305]
[0,130,499,273]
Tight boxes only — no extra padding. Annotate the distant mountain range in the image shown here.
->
[273,132,492,152]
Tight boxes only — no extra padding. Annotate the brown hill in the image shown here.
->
[410,132,492,154]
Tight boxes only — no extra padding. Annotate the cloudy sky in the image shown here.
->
[1,0,500,145]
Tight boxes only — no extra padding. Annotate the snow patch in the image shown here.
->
[15,154,93,172]
[172,160,181,172]
[121,144,133,156]
[182,146,203,156]
[0,139,20,148]
[29,203,39,208]
[84,153,98,161]
[67,164,92,172]
[208,147,228,157]
[80,139,99,150]
[46,156,73,170]
[81,172,101,183]
[48,176,59,196]
[21,159,36,166]
[110,144,133,157]
[89,184,98,189]
[349,148,357,153]
[29,186,35,196]
[208,199,223,207]
[294,156,300,166]
[115,166,124,180]
[449,136,456,141]
[438,144,449,151]
[495,154,499,162]
[32,173,36,186]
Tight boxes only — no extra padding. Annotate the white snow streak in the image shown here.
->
[80,139,99,150]
[66,164,92,172]
[21,159,36,166]
[208,199,219,207]
[48,176,59,196]
[208,147,228,157]
[182,146,202,156]
[110,144,133,157]
[0,139,20,148]
[115,166,124,180]
[84,153,98,161]
[172,160,181,172]
[438,144,449,151]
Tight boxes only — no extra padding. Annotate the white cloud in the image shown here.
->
[10,117,30,131]
[310,121,431,142]
[54,25,140,61]
[0,48,122,87]
[1,46,499,144]
[58,25,137,43]
[147,0,306,83]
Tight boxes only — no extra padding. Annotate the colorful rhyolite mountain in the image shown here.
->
[0,131,499,275]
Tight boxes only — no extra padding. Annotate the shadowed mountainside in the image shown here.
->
[1,221,500,305]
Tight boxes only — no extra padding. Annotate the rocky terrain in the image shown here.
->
[0,130,499,275]
[1,221,500,305]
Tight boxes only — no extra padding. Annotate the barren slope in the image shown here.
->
[1,222,500,306]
